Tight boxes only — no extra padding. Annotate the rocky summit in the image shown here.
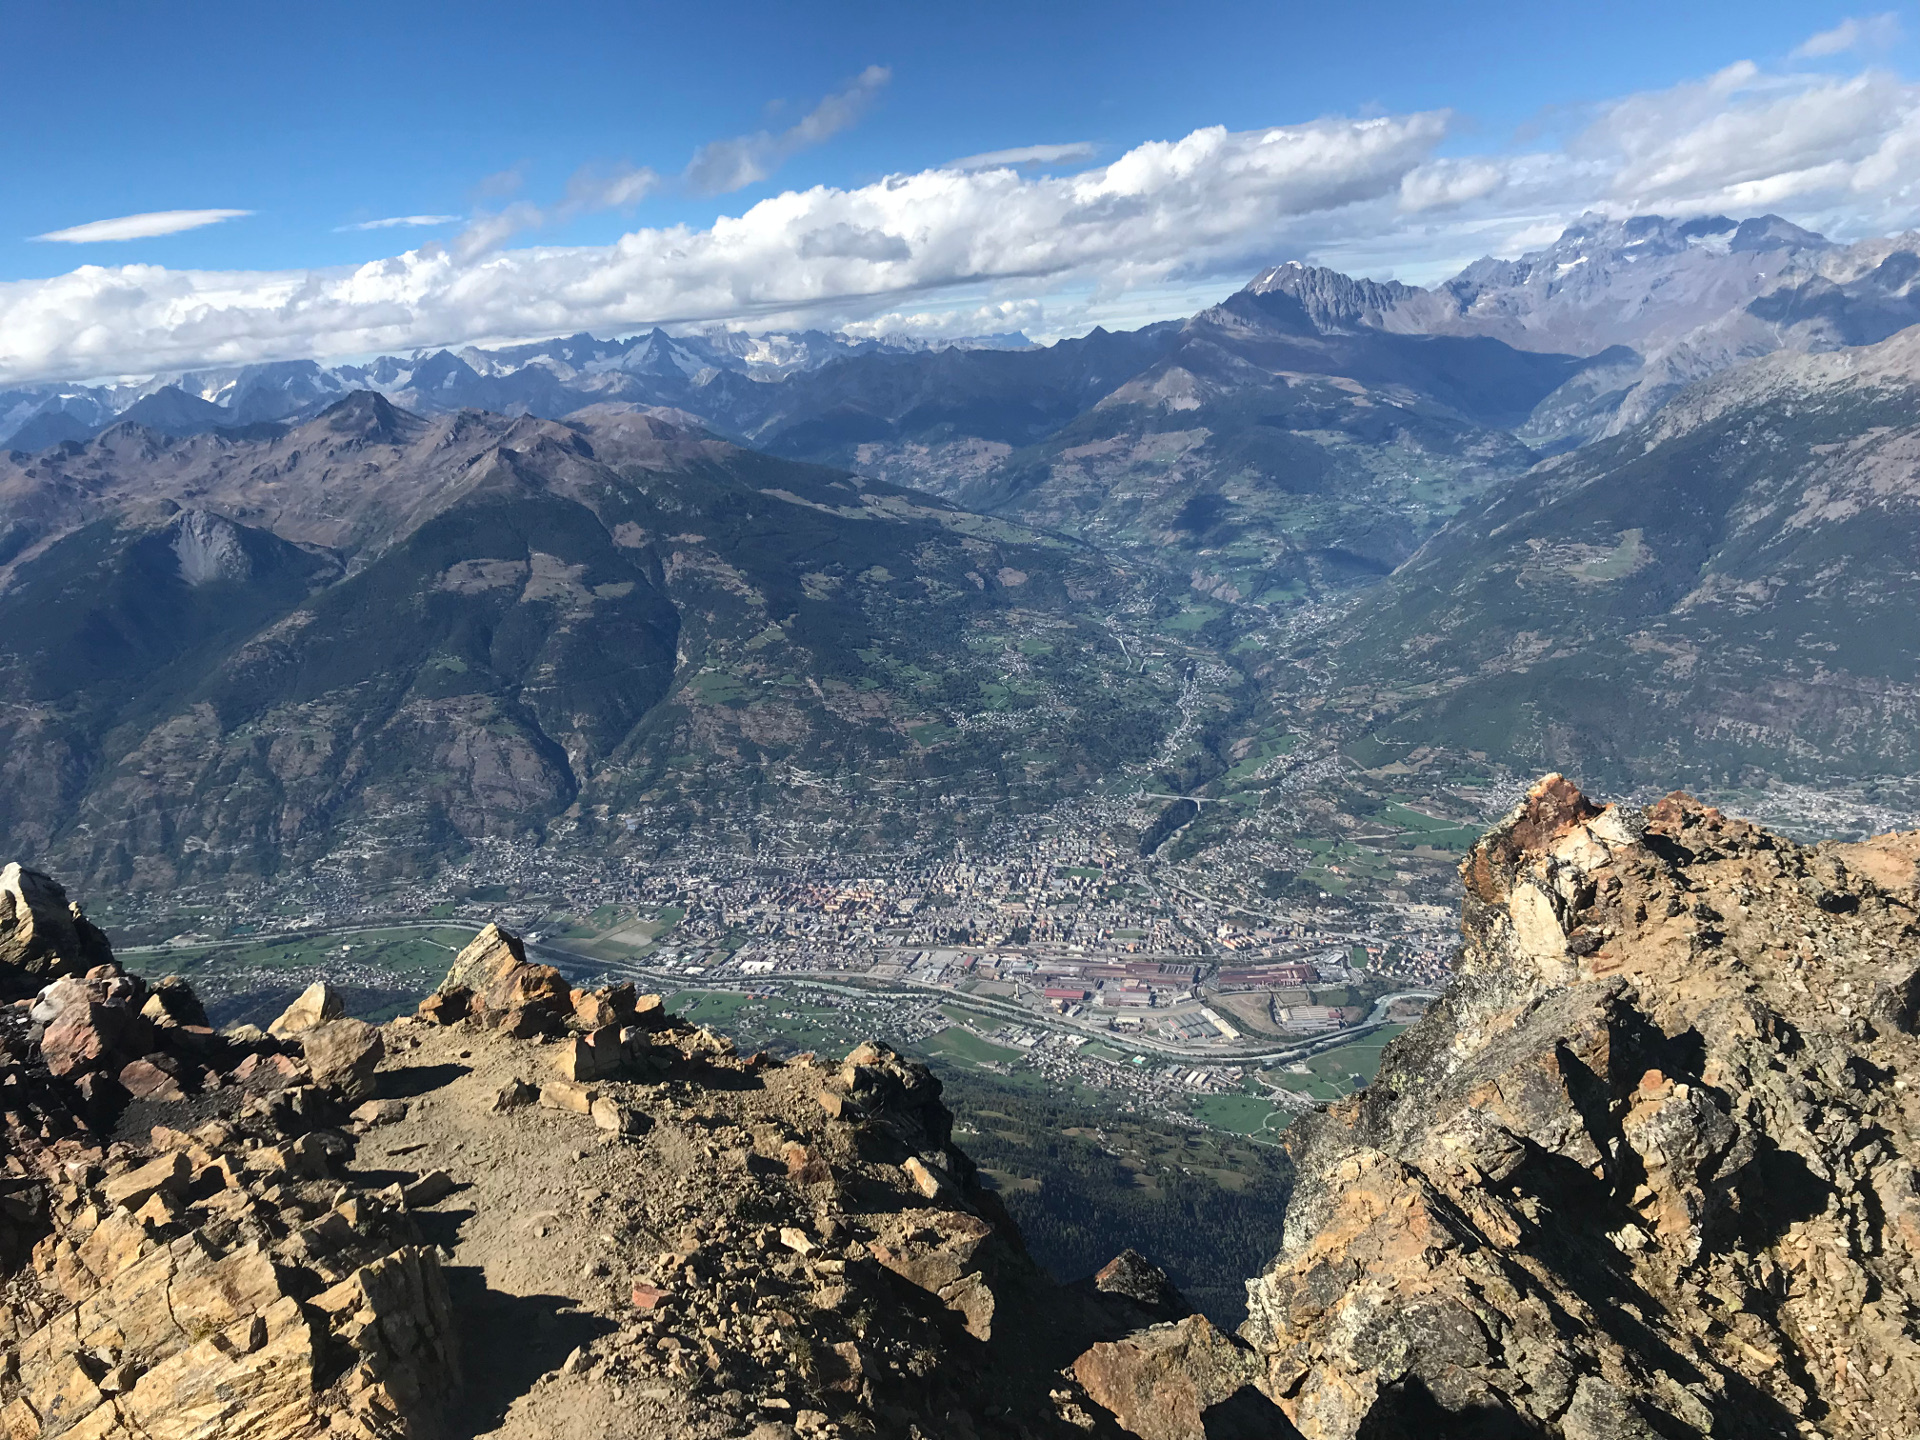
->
[1245,776,1920,1439]
[3,776,1920,1440]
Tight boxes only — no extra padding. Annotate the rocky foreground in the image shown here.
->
[3,777,1920,1440]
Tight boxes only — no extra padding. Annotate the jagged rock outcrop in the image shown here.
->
[1242,775,1920,1440]
[0,958,461,1438]
[0,866,112,992]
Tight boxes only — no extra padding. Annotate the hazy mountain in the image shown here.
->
[10,213,1917,479]
[1250,213,1920,448]
[1320,321,1920,789]
[0,394,1194,888]
[0,328,1033,452]
[951,279,1595,600]
[108,384,235,437]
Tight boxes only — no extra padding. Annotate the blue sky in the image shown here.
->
[3,1,1916,380]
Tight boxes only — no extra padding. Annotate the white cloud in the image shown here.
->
[8,47,1920,381]
[686,66,891,194]
[30,209,251,243]
[335,215,463,232]
[1793,13,1902,59]
[842,298,1050,341]
[0,113,1445,381]
[944,142,1101,171]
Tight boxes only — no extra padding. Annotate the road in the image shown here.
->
[527,937,1434,1068]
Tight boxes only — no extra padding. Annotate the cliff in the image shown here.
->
[1244,777,1920,1439]
[5,774,1920,1440]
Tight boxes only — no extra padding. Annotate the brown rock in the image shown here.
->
[482,962,569,1019]
[1073,1314,1272,1440]
[1093,1249,1191,1321]
[572,986,630,1030]
[403,1170,454,1207]
[902,1155,946,1199]
[229,1051,303,1085]
[417,985,472,1025]
[490,1077,539,1112]
[41,999,149,1078]
[438,922,526,994]
[590,1097,647,1135]
[267,981,343,1037]
[783,1142,833,1187]
[0,863,114,983]
[118,1056,187,1102]
[299,1018,384,1101]
[138,976,209,1029]
[540,1081,597,1114]
[553,1029,626,1082]
[351,1098,409,1127]
[630,1282,670,1310]
[101,1151,191,1210]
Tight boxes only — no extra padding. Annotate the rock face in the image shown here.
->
[0,864,113,992]
[1243,775,1920,1440]
[0,931,459,1439]
[267,981,344,1038]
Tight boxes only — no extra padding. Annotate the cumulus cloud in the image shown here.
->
[1794,13,1902,59]
[1581,63,1920,222]
[841,299,1051,341]
[7,47,1920,382]
[944,142,1101,171]
[685,65,891,194]
[335,215,463,232]
[30,209,251,243]
[0,113,1445,381]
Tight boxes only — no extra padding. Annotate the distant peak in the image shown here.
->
[1240,261,1429,332]
[317,390,416,443]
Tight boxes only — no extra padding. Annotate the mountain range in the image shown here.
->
[0,395,1186,888]
[3,211,1919,887]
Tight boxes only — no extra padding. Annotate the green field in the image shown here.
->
[1191,1092,1288,1137]
[1272,1025,1407,1101]
[920,1026,1024,1068]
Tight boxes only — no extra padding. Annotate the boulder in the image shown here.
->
[590,1097,648,1136]
[540,1081,597,1114]
[490,1077,539,1111]
[417,986,471,1025]
[352,1098,409,1127]
[101,1150,192,1210]
[403,1170,454,1207]
[480,962,569,1022]
[0,862,114,988]
[41,997,151,1078]
[1072,1314,1275,1440]
[300,1019,384,1102]
[1092,1249,1192,1322]
[268,981,344,1037]
[118,1054,188,1102]
[438,922,525,994]
[438,924,571,1031]
[138,975,210,1029]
